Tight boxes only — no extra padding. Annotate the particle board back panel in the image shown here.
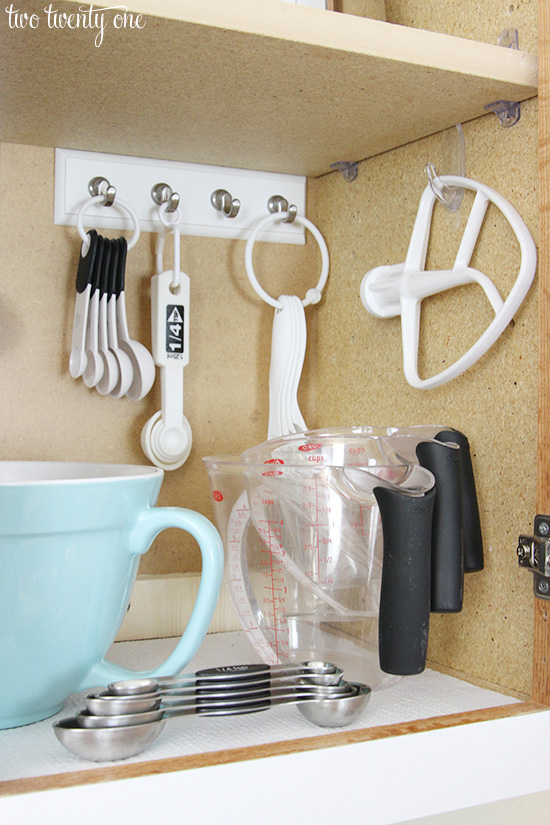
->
[385,0,538,53]
[0,142,318,575]
[313,104,539,695]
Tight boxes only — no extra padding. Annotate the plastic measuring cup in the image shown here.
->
[204,425,483,683]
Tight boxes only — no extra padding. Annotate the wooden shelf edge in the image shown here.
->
[1,1,538,176]
[89,0,538,90]
[0,700,543,799]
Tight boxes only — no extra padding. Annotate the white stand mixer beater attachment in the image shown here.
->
[360,175,537,390]
[141,205,192,470]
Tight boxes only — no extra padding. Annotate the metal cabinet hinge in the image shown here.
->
[517,515,550,599]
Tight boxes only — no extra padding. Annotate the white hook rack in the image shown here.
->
[54,148,306,244]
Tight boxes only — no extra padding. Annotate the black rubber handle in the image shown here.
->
[116,237,127,298]
[416,441,463,613]
[89,234,105,297]
[98,236,112,297]
[435,430,484,572]
[75,229,98,293]
[374,486,435,675]
[107,238,119,299]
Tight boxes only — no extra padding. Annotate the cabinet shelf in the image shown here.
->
[1,0,538,177]
[0,632,544,809]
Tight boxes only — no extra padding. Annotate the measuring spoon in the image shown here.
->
[106,239,134,398]
[115,237,156,401]
[85,679,352,715]
[79,684,358,727]
[106,660,342,695]
[268,294,307,439]
[140,266,192,470]
[70,230,99,379]
[54,684,371,761]
[82,234,105,388]
[96,240,119,395]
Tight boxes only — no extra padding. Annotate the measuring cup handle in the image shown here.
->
[435,430,484,573]
[84,508,224,687]
[416,441,463,613]
[374,486,435,676]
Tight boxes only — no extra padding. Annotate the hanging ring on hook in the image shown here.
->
[157,200,183,230]
[268,195,298,224]
[155,201,184,291]
[211,188,240,218]
[151,182,180,214]
[76,194,140,254]
[244,212,329,309]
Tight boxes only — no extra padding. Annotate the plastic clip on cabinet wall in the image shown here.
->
[360,176,537,390]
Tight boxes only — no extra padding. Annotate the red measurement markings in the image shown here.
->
[258,519,287,660]
[349,505,369,536]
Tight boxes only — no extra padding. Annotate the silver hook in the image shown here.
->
[151,182,180,214]
[267,195,297,223]
[88,176,116,207]
[211,188,240,218]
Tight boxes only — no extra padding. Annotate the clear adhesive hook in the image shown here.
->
[425,124,466,213]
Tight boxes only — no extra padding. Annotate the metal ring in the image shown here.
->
[76,195,141,252]
[244,212,329,309]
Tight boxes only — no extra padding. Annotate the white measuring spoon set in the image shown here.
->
[70,190,192,469]
[244,210,330,439]
[69,196,155,401]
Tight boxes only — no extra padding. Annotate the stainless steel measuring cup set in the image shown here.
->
[53,661,372,761]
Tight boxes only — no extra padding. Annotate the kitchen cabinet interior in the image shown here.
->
[0,0,547,808]
[0,0,537,176]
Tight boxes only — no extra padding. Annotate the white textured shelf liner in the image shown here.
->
[0,631,518,783]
